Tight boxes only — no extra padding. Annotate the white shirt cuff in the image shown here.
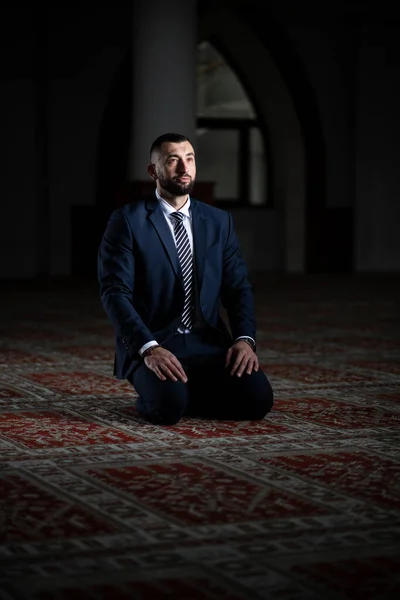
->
[139,340,159,356]
[235,336,255,346]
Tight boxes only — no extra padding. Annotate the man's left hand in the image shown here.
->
[225,340,259,377]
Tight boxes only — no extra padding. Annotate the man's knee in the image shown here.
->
[245,372,274,420]
[137,400,186,425]
[136,381,188,425]
[157,396,187,424]
[253,388,274,419]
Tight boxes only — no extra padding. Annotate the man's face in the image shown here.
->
[151,141,196,196]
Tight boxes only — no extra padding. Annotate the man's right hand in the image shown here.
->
[144,347,188,383]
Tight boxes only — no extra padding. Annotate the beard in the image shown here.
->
[157,174,195,196]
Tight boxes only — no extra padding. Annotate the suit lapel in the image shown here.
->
[146,197,182,282]
[191,200,208,291]
[146,195,209,289]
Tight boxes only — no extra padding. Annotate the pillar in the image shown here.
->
[128,0,198,183]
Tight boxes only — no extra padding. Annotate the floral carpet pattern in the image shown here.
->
[0,274,399,599]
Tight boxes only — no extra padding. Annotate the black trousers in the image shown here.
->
[128,330,274,425]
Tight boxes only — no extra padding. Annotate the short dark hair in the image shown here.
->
[150,133,192,159]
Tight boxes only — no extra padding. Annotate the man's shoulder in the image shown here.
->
[115,196,154,217]
[192,198,230,221]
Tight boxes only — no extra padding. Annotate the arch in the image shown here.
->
[198,5,306,272]
[196,39,272,208]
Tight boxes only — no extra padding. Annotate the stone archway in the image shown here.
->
[198,6,306,273]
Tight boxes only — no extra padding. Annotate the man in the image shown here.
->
[98,132,273,425]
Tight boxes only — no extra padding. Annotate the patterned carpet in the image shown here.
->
[0,274,399,599]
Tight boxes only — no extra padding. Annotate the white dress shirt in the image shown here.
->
[156,189,194,255]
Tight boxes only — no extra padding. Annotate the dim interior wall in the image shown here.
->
[280,20,354,210]
[45,3,127,275]
[47,49,124,275]
[230,209,282,272]
[0,8,37,278]
[0,79,37,278]
[355,22,400,272]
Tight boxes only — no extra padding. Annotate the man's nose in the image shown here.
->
[177,159,188,172]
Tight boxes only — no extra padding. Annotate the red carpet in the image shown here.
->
[0,274,399,599]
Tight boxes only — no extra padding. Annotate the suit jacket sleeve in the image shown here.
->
[97,208,153,355]
[220,212,257,342]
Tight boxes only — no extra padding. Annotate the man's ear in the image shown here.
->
[147,163,157,180]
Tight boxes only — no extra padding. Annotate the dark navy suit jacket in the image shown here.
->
[98,193,256,379]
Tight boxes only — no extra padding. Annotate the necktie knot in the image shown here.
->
[171,211,184,225]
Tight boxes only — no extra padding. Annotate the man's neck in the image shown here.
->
[157,189,189,211]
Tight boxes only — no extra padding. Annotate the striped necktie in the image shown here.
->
[170,212,195,329]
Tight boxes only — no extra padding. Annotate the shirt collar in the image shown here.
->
[155,188,191,218]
